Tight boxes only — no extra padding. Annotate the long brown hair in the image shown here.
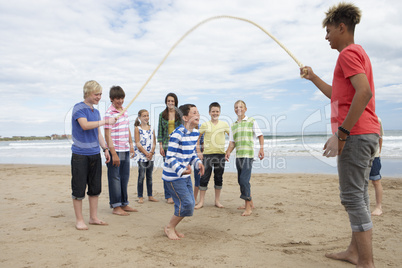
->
[162,92,180,121]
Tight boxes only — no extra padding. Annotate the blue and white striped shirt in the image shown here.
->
[162,125,201,182]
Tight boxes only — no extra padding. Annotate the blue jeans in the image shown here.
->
[338,134,378,232]
[193,164,201,187]
[137,161,154,197]
[165,177,195,217]
[369,157,382,181]
[236,158,254,201]
[163,157,172,199]
[107,151,130,208]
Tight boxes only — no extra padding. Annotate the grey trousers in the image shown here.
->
[337,134,379,232]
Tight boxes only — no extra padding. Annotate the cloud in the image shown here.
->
[1,0,401,136]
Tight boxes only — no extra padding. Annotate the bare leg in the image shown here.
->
[88,196,108,225]
[164,215,184,240]
[194,186,199,204]
[214,188,224,208]
[326,232,358,265]
[73,199,88,230]
[238,199,254,210]
[241,200,253,216]
[166,198,174,204]
[371,180,383,216]
[195,190,206,209]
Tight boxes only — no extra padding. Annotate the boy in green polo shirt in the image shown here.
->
[195,102,230,209]
[225,100,264,216]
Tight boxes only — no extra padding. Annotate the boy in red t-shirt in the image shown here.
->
[301,3,379,267]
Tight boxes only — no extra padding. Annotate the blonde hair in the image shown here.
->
[322,2,361,33]
[135,109,149,126]
[234,100,247,108]
[83,80,102,98]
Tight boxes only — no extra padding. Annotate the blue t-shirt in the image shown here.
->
[71,102,101,155]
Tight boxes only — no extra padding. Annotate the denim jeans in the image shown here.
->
[193,164,201,187]
[199,154,225,190]
[163,157,172,199]
[165,177,195,217]
[107,151,130,208]
[338,134,378,232]
[137,161,154,197]
[236,158,254,201]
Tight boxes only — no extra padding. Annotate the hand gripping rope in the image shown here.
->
[118,15,305,118]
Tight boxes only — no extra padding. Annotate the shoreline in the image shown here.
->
[1,164,401,267]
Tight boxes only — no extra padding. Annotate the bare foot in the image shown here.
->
[241,209,252,216]
[164,226,180,240]
[237,205,255,210]
[122,205,138,212]
[88,219,108,226]
[215,202,224,208]
[194,203,203,209]
[75,221,88,230]
[148,197,159,202]
[138,198,144,204]
[166,198,174,204]
[175,230,185,238]
[325,250,358,265]
[113,207,129,216]
[371,208,383,216]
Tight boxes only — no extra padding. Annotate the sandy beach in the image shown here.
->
[0,164,401,267]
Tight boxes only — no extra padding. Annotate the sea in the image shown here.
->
[1,131,401,177]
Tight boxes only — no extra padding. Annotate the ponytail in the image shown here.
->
[135,109,149,127]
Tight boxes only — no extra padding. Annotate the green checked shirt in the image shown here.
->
[229,116,263,158]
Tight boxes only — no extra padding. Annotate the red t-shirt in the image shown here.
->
[331,44,380,135]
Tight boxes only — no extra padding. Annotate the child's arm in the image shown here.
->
[196,133,203,160]
[128,128,135,159]
[98,128,111,164]
[157,114,165,157]
[134,127,150,159]
[105,128,119,166]
[225,141,235,161]
[147,129,156,161]
[257,135,264,160]
[77,117,116,131]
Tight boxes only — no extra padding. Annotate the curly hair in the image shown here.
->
[322,2,361,33]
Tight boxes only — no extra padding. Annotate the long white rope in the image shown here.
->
[119,15,304,118]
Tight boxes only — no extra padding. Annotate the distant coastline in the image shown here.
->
[0,134,71,141]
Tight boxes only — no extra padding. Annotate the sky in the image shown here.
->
[1,0,401,137]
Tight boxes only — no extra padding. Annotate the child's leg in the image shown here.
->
[73,199,88,230]
[87,155,107,224]
[214,188,224,208]
[195,155,212,209]
[88,195,107,225]
[195,190,206,209]
[120,152,137,212]
[164,178,194,239]
[146,161,158,202]
[236,158,253,216]
[137,161,145,202]
[214,154,225,208]
[371,179,383,215]
[164,215,185,240]
[193,165,201,203]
